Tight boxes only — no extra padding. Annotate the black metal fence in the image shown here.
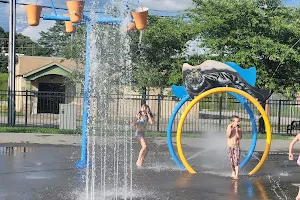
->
[1,90,300,135]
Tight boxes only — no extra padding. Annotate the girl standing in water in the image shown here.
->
[132,104,154,167]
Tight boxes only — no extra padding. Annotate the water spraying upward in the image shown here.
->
[83,0,134,199]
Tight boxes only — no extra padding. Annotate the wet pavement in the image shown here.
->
[0,142,299,200]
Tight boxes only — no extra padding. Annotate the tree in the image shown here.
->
[37,17,199,94]
[15,33,45,56]
[38,21,132,94]
[188,0,300,97]
[0,27,9,48]
[0,54,8,73]
[60,24,86,62]
[0,26,49,73]
[129,16,198,92]
[38,22,87,88]
[38,21,72,56]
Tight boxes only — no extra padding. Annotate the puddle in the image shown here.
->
[0,147,37,156]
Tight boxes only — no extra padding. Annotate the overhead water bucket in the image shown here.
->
[66,0,85,23]
[64,14,76,33]
[131,7,148,30]
[127,22,136,32]
[25,5,42,26]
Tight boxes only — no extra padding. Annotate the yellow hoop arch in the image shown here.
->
[176,87,272,175]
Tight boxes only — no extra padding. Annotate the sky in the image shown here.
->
[0,0,299,41]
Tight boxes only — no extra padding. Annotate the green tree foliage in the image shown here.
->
[60,24,86,62]
[0,73,8,90]
[15,33,44,56]
[0,54,8,73]
[37,17,199,92]
[38,22,87,88]
[129,16,198,91]
[38,21,72,56]
[38,21,86,61]
[189,0,300,97]
[0,27,9,47]
[38,21,131,94]
[0,26,48,73]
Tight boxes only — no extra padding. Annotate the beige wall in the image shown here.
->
[14,56,82,114]
[15,76,26,112]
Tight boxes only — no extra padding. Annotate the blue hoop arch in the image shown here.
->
[167,92,257,169]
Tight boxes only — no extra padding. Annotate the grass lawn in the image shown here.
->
[0,126,80,134]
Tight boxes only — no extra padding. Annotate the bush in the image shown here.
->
[0,73,8,91]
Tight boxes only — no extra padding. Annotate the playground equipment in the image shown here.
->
[24,0,148,32]
[167,60,272,175]
[64,14,76,33]
[22,0,149,168]
[25,5,43,26]
[131,7,149,30]
[66,1,85,23]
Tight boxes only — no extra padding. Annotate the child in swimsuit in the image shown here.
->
[132,104,154,167]
[288,133,300,166]
[226,115,242,180]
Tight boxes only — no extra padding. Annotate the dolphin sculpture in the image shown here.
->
[172,60,270,102]
[179,60,271,102]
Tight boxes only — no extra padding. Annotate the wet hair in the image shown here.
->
[231,115,239,121]
[141,104,154,118]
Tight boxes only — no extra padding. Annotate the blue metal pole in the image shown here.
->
[167,95,189,169]
[49,0,57,16]
[239,102,257,168]
[76,23,91,169]
[43,15,70,21]
[228,92,257,169]
[97,17,121,24]
[43,15,130,24]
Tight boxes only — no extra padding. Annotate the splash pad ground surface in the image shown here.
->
[0,137,299,200]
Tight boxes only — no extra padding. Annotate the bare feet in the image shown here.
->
[136,159,142,167]
[232,180,238,194]
[233,175,239,180]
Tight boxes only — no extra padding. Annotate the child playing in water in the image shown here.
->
[132,104,154,167]
[226,115,242,180]
[288,133,300,166]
